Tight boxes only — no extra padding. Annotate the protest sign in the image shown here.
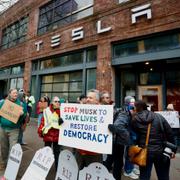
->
[21,147,54,180]
[4,144,23,180]
[79,162,115,180]
[0,99,22,124]
[156,111,180,128]
[55,150,78,180]
[59,103,113,154]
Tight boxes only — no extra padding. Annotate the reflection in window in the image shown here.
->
[139,72,161,85]
[41,71,83,102]
[10,78,23,90]
[121,71,136,98]
[87,49,97,62]
[1,16,28,49]
[40,51,83,70]
[38,0,94,35]
[11,66,24,75]
[40,48,97,70]
[86,69,96,91]
[113,32,180,58]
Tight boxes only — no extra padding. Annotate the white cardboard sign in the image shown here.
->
[156,111,180,128]
[4,144,23,180]
[59,103,113,154]
[21,147,54,180]
[79,162,115,180]
[55,150,78,180]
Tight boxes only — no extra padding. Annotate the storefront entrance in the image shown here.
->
[138,85,163,111]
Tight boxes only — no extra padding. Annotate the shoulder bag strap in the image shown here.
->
[145,123,151,146]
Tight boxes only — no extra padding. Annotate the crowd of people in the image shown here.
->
[0,88,179,180]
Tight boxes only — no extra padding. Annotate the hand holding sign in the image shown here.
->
[0,99,23,124]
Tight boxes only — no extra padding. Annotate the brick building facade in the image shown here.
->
[0,0,180,112]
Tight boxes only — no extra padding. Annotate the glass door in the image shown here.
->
[138,85,162,111]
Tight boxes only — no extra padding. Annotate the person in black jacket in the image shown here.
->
[132,100,176,180]
[107,96,136,180]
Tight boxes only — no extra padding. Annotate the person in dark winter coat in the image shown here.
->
[132,100,176,180]
[38,96,63,170]
[106,96,136,180]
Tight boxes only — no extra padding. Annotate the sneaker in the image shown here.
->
[124,171,139,179]
[133,168,140,175]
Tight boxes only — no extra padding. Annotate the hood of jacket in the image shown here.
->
[134,110,155,124]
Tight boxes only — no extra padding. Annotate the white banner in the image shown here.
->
[156,111,180,128]
[59,103,113,154]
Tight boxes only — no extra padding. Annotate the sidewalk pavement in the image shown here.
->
[1,119,180,179]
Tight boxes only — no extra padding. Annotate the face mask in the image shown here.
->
[128,104,135,111]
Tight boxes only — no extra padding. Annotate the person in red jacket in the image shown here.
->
[38,96,63,170]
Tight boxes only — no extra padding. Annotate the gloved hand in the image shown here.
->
[58,117,64,125]
[108,124,114,132]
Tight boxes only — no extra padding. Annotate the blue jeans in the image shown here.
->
[140,153,170,180]
[124,146,134,173]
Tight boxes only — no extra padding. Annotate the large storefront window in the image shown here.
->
[38,0,94,35]
[113,32,180,59]
[40,51,83,70]
[41,71,82,102]
[32,48,97,103]
[1,16,28,49]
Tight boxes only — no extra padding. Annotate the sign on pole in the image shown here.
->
[0,99,23,124]
[156,111,180,128]
[55,150,78,180]
[21,147,54,180]
[59,103,113,154]
[4,144,23,180]
[79,162,115,180]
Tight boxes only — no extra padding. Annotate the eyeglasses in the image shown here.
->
[103,96,110,99]
[54,101,60,103]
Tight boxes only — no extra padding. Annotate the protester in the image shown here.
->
[79,94,87,104]
[132,100,176,180]
[100,91,111,105]
[76,89,102,170]
[38,96,64,170]
[17,89,29,145]
[36,96,48,127]
[166,103,180,146]
[0,88,27,171]
[106,96,138,180]
[25,91,35,117]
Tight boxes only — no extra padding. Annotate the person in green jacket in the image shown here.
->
[0,88,27,171]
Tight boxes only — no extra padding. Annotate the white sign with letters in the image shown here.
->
[21,147,54,180]
[59,103,113,154]
[4,144,23,180]
[79,162,115,180]
[55,150,78,180]
[156,111,180,128]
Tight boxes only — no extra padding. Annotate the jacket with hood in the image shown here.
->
[108,110,132,145]
[38,104,60,142]
[132,110,175,154]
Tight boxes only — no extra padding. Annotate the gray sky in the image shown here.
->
[0,0,19,13]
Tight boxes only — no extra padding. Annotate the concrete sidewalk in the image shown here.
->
[1,120,180,179]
